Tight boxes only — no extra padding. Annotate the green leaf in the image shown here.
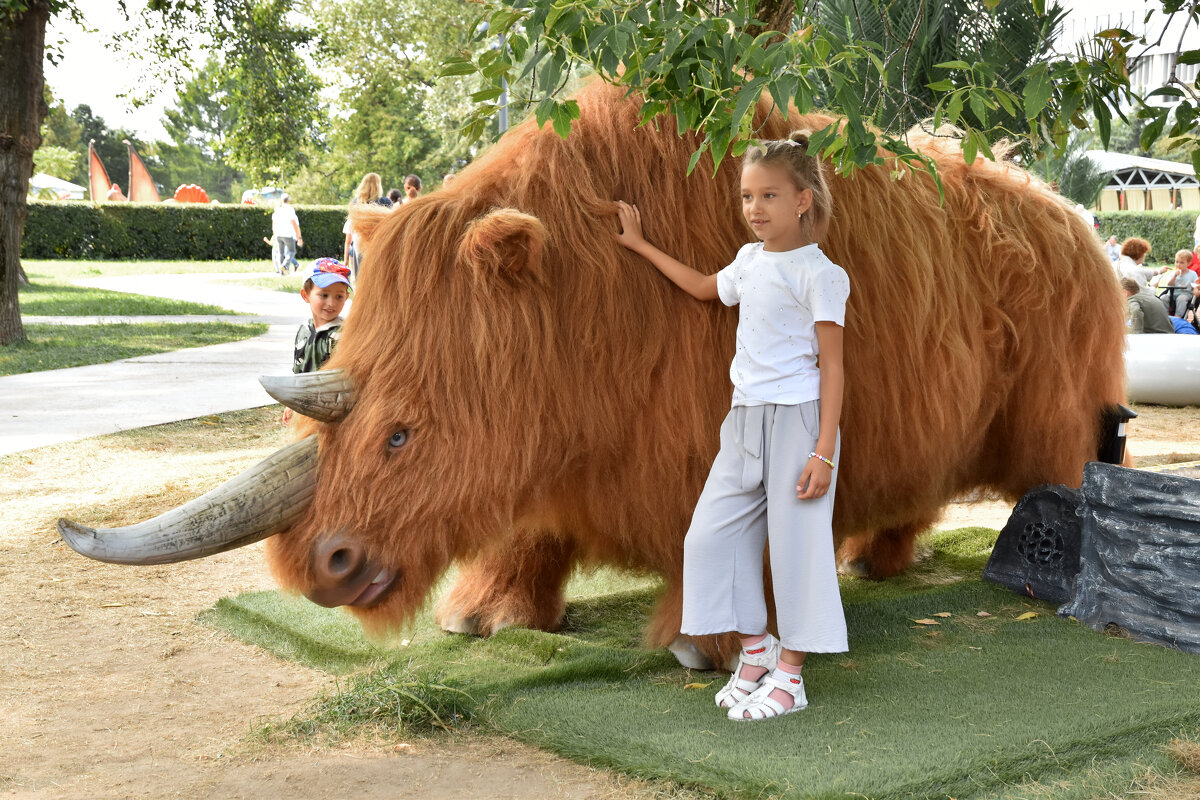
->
[1177,48,1200,66]
[969,91,987,125]
[947,91,964,124]
[926,79,954,92]
[470,87,506,103]
[551,103,574,138]
[934,60,972,71]
[1093,100,1112,149]
[962,131,978,164]
[1023,66,1052,120]
[686,144,706,176]
[731,76,767,131]
[1191,149,1200,178]
[439,58,477,78]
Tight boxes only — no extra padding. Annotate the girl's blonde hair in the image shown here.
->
[743,130,832,238]
[353,173,383,206]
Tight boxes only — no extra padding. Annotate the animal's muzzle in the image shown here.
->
[304,531,398,609]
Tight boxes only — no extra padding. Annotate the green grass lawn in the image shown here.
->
[202,527,1200,799]
[18,281,239,316]
[21,259,270,280]
[0,322,268,375]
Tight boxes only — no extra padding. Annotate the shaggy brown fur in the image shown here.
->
[267,81,1125,663]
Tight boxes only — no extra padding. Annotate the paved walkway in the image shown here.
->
[1,272,342,458]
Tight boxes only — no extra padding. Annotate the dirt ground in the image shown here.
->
[1,405,1196,799]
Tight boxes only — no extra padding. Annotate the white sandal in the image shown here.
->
[728,671,808,721]
[714,634,780,709]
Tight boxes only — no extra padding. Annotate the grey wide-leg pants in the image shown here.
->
[680,401,848,653]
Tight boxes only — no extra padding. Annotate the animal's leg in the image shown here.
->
[435,529,575,636]
[836,516,935,579]
[646,572,750,671]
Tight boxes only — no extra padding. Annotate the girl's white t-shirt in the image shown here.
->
[716,242,850,407]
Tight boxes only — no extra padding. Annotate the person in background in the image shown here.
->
[1117,238,1167,286]
[343,172,392,276]
[387,188,403,206]
[1105,235,1120,264]
[1122,277,1175,334]
[270,194,303,274]
[294,258,351,374]
[1183,282,1200,332]
[442,173,457,187]
[402,174,422,203]
[1158,249,1200,317]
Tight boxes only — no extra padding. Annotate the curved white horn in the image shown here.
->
[57,435,318,565]
[260,369,356,422]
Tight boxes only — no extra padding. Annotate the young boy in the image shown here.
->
[294,258,351,374]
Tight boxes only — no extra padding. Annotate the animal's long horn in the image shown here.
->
[259,369,356,422]
[57,435,319,565]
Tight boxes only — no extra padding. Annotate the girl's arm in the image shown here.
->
[797,321,844,500]
[615,201,719,301]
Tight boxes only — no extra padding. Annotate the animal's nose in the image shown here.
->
[313,533,365,583]
[305,533,369,606]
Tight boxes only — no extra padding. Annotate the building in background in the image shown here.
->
[1059,1,1200,210]
[1058,0,1200,100]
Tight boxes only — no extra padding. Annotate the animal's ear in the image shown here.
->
[457,208,547,281]
[348,204,393,247]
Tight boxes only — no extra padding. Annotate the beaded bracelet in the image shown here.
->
[809,452,835,469]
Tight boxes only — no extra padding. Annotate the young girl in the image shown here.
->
[615,131,849,721]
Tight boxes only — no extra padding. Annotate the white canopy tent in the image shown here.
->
[1086,151,1200,212]
[29,173,87,201]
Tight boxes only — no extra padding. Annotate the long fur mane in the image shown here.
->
[272,81,1125,637]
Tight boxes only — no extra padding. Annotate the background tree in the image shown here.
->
[288,0,482,203]
[1,0,56,344]
[446,0,1163,179]
[31,144,78,180]
[155,59,245,201]
[1,0,324,345]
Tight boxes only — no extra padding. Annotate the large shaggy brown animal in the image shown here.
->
[59,82,1126,667]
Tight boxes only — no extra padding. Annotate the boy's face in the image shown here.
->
[302,283,349,327]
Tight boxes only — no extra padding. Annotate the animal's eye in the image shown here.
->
[388,429,411,449]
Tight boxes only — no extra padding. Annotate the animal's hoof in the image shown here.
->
[438,612,484,636]
[837,557,871,578]
[668,635,715,670]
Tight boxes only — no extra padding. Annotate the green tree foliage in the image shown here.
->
[31,144,77,179]
[155,59,245,201]
[128,0,324,186]
[1031,132,1115,207]
[290,0,481,203]
[815,0,1066,139]
[443,0,1167,178]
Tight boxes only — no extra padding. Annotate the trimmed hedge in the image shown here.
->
[21,201,349,261]
[1097,210,1198,264]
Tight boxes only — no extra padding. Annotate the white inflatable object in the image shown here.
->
[1124,333,1200,406]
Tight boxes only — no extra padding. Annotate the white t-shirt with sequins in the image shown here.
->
[716,242,850,407]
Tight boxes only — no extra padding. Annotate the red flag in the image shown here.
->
[127,141,160,203]
[88,141,111,203]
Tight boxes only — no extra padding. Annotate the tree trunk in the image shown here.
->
[0,3,50,345]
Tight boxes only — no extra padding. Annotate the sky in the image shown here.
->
[44,2,182,142]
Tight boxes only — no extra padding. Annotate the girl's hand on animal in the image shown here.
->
[796,459,832,500]
[615,201,646,251]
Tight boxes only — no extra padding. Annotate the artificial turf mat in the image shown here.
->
[201,528,1200,799]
